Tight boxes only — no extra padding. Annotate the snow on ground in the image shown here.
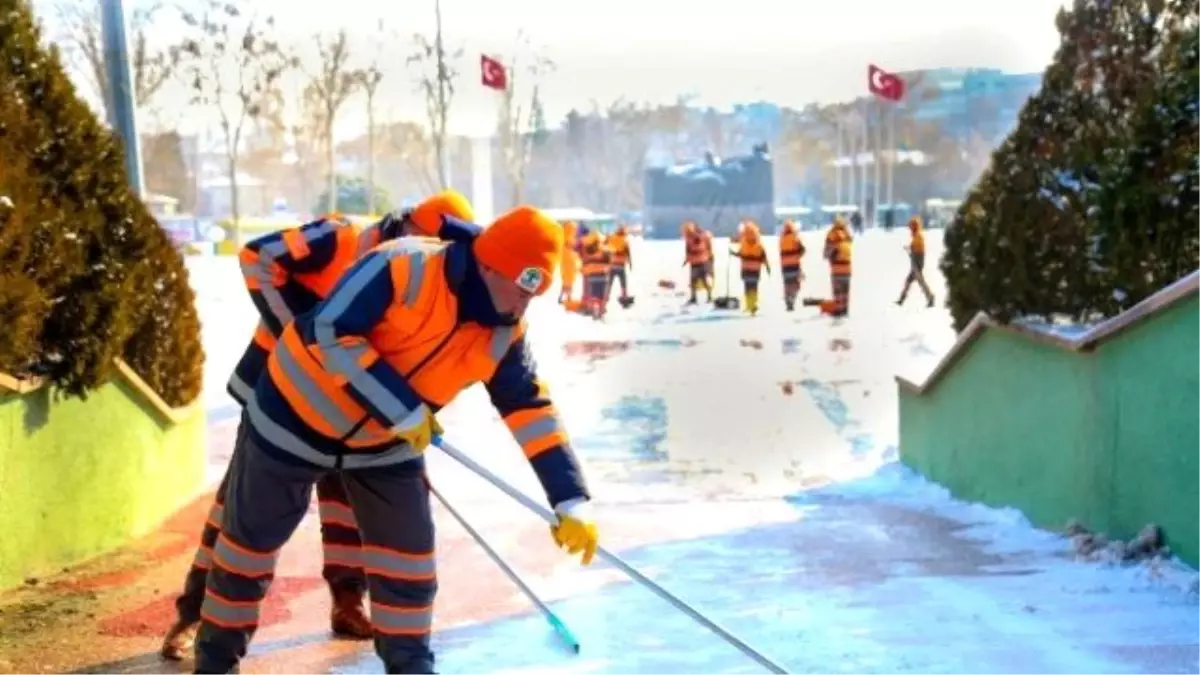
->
[186,228,1199,675]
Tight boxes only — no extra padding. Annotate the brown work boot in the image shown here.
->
[160,618,199,661]
[330,589,372,640]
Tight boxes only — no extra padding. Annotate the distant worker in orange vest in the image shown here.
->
[191,206,599,675]
[802,216,854,317]
[605,224,634,307]
[578,227,611,318]
[681,221,713,304]
[822,216,853,317]
[896,215,936,308]
[160,192,477,662]
[729,221,770,315]
[778,220,807,311]
[558,220,580,307]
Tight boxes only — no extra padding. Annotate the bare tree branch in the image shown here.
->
[497,30,555,207]
[303,28,360,212]
[177,0,294,234]
[406,27,461,190]
[48,0,181,118]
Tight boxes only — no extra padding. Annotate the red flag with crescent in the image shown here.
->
[868,64,906,102]
[481,54,508,91]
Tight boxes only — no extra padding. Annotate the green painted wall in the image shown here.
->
[0,378,207,589]
[900,295,1199,567]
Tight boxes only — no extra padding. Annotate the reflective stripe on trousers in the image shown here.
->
[195,424,437,673]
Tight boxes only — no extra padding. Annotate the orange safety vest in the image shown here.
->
[824,226,853,276]
[685,233,710,265]
[780,230,805,268]
[607,232,630,266]
[830,240,852,276]
[266,239,524,451]
[242,223,379,351]
[737,238,766,273]
[560,235,579,283]
[286,224,370,297]
[581,242,610,277]
[910,228,926,255]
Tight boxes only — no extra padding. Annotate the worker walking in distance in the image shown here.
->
[192,206,600,675]
[161,192,478,661]
[606,223,635,308]
[896,215,936,308]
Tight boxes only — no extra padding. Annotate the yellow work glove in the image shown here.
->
[393,407,443,454]
[550,499,599,566]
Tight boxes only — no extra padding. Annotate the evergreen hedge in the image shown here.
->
[941,0,1199,331]
[0,0,204,407]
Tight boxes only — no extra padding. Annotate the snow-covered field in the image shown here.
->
[186,228,1199,675]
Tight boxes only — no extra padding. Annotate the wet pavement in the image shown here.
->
[4,245,1197,673]
[1,413,1194,674]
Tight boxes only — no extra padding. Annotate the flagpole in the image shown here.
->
[834,115,843,206]
[434,0,451,189]
[846,110,855,212]
[859,98,868,222]
[872,100,881,229]
[887,101,896,218]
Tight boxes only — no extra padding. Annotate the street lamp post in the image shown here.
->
[100,0,145,197]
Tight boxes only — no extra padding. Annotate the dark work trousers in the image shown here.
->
[741,270,761,293]
[173,420,366,626]
[781,265,801,307]
[607,266,629,300]
[900,252,934,304]
[194,425,437,674]
[582,274,608,303]
[688,263,711,302]
[830,272,851,316]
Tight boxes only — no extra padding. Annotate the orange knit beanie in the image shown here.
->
[474,206,563,295]
[408,189,475,236]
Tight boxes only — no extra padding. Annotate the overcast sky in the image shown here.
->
[39,0,1070,138]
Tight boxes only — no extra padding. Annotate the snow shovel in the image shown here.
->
[433,437,790,674]
[429,484,581,654]
[713,251,740,310]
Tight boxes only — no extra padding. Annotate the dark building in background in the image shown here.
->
[644,143,774,238]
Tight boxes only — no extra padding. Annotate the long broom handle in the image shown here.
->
[433,437,790,675]
[428,483,581,654]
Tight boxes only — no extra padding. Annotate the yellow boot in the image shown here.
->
[746,289,759,315]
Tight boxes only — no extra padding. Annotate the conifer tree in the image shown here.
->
[0,0,203,404]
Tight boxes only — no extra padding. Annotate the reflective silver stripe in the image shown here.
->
[313,253,420,429]
[272,343,358,436]
[259,219,339,260]
[207,502,225,527]
[318,500,357,527]
[226,372,254,404]
[247,396,420,470]
[193,545,212,568]
[240,257,295,328]
[361,548,436,580]
[402,252,426,306]
[201,591,260,628]
[509,414,562,447]
[253,220,341,327]
[488,325,516,361]
[369,601,433,635]
[357,225,381,256]
[211,534,279,578]
[782,270,800,280]
[323,544,362,568]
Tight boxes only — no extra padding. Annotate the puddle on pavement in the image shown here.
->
[561,338,698,367]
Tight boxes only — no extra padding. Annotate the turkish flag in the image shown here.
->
[868,64,906,102]
[481,54,508,91]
